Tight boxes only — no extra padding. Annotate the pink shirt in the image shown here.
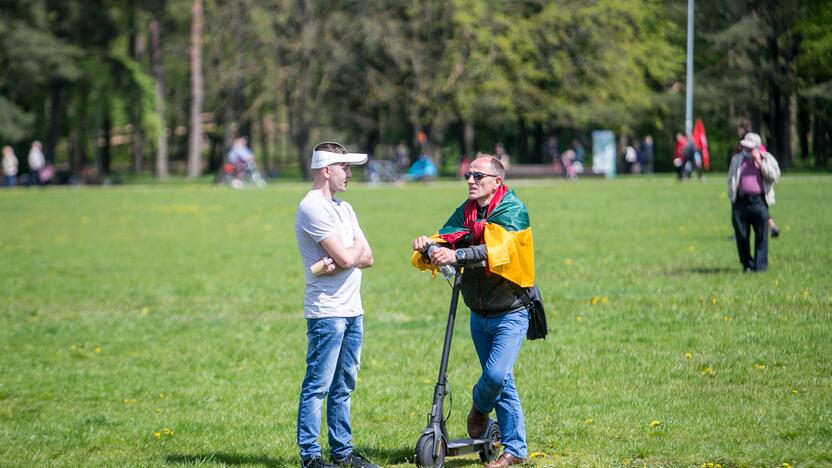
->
[738,158,763,195]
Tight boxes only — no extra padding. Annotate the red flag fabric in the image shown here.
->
[693,118,710,170]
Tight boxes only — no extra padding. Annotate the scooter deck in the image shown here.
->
[447,437,491,449]
[447,436,496,457]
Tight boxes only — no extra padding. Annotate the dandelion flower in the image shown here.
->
[685,352,693,360]
[584,418,593,425]
[576,315,583,322]
[754,363,766,370]
[791,389,798,395]
[95,347,102,353]
[649,420,661,428]
[701,366,716,376]
[153,432,161,439]
[710,296,718,305]
[530,452,547,458]
[564,258,573,266]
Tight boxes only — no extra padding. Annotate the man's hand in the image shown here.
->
[321,257,343,275]
[412,236,434,252]
[429,246,456,266]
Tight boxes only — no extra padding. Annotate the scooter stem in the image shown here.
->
[429,271,463,425]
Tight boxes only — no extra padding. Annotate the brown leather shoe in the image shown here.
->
[483,452,527,468]
[466,403,488,438]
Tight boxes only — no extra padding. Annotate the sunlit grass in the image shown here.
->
[1,175,830,466]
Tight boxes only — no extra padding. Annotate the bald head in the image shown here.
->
[471,153,505,179]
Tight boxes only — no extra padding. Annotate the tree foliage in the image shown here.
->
[0,0,830,177]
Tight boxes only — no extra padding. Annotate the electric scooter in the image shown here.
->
[414,248,501,467]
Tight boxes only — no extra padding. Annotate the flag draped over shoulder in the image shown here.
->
[411,186,535,287]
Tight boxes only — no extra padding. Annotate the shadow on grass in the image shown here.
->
[362,445,486,467]
[165,452,292,467]
[166,446,485,467]
[665,266,736,276]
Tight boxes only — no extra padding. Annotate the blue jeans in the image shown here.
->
[470,308,528,459]
[297,316,363,461]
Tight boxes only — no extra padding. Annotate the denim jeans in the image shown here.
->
[297,315,363,461]
[470,307,528,459]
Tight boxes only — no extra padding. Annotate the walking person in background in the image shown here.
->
[728,132,780,272]
[734,121,781,237]
[2,146,19,187]
[495,143,511,172]
[27,141,45,187]
[294,141,379,468]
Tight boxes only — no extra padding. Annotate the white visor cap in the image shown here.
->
[311,145,368,169]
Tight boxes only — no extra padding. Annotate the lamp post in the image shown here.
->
[685,0,695,135]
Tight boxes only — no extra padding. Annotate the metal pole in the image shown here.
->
[685,0,694,135]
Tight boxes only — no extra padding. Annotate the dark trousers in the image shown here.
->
[731,195,769,271]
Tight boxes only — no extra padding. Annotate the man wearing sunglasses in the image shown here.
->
[295,142,379,468]
[411,154,536,467]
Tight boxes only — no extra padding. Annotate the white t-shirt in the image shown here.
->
[295,190,364,319]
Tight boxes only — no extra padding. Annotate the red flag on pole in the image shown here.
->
[693,118,710,170]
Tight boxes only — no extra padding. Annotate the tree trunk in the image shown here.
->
[533,123,543,163]
[149,15,169,179]
[187,0,204,179]
[230,0,250,138]
[100,111,112,175]
[259,113,270,174]
[517,117,528,163]
[814,111,830,169]
[128,1,145,174]
[71,81,90,174]
[45,81,65,164]
[797,97,809,160]
[463,119,474,158]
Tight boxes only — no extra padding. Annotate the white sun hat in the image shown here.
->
[740,132,762,150]
[310,141,368,169]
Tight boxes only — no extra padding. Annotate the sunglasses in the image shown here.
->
[464,171,498,181]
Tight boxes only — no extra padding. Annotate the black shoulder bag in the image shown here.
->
[524,285,548,340]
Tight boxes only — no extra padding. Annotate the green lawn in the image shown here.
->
[1,175,831,467]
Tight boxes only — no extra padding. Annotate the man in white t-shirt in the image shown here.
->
[294,141,378,468]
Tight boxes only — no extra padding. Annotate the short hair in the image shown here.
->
[311,142,347,177]
[313,141,347,154]
[474,153,505,179]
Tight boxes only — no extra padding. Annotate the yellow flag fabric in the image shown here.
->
[483,223,534,287]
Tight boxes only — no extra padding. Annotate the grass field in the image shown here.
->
[1,175,831,467]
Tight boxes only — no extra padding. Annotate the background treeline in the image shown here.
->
[1,0,830,180]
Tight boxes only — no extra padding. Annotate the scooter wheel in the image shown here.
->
[414,433,445,467]
[479,422,501,463]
